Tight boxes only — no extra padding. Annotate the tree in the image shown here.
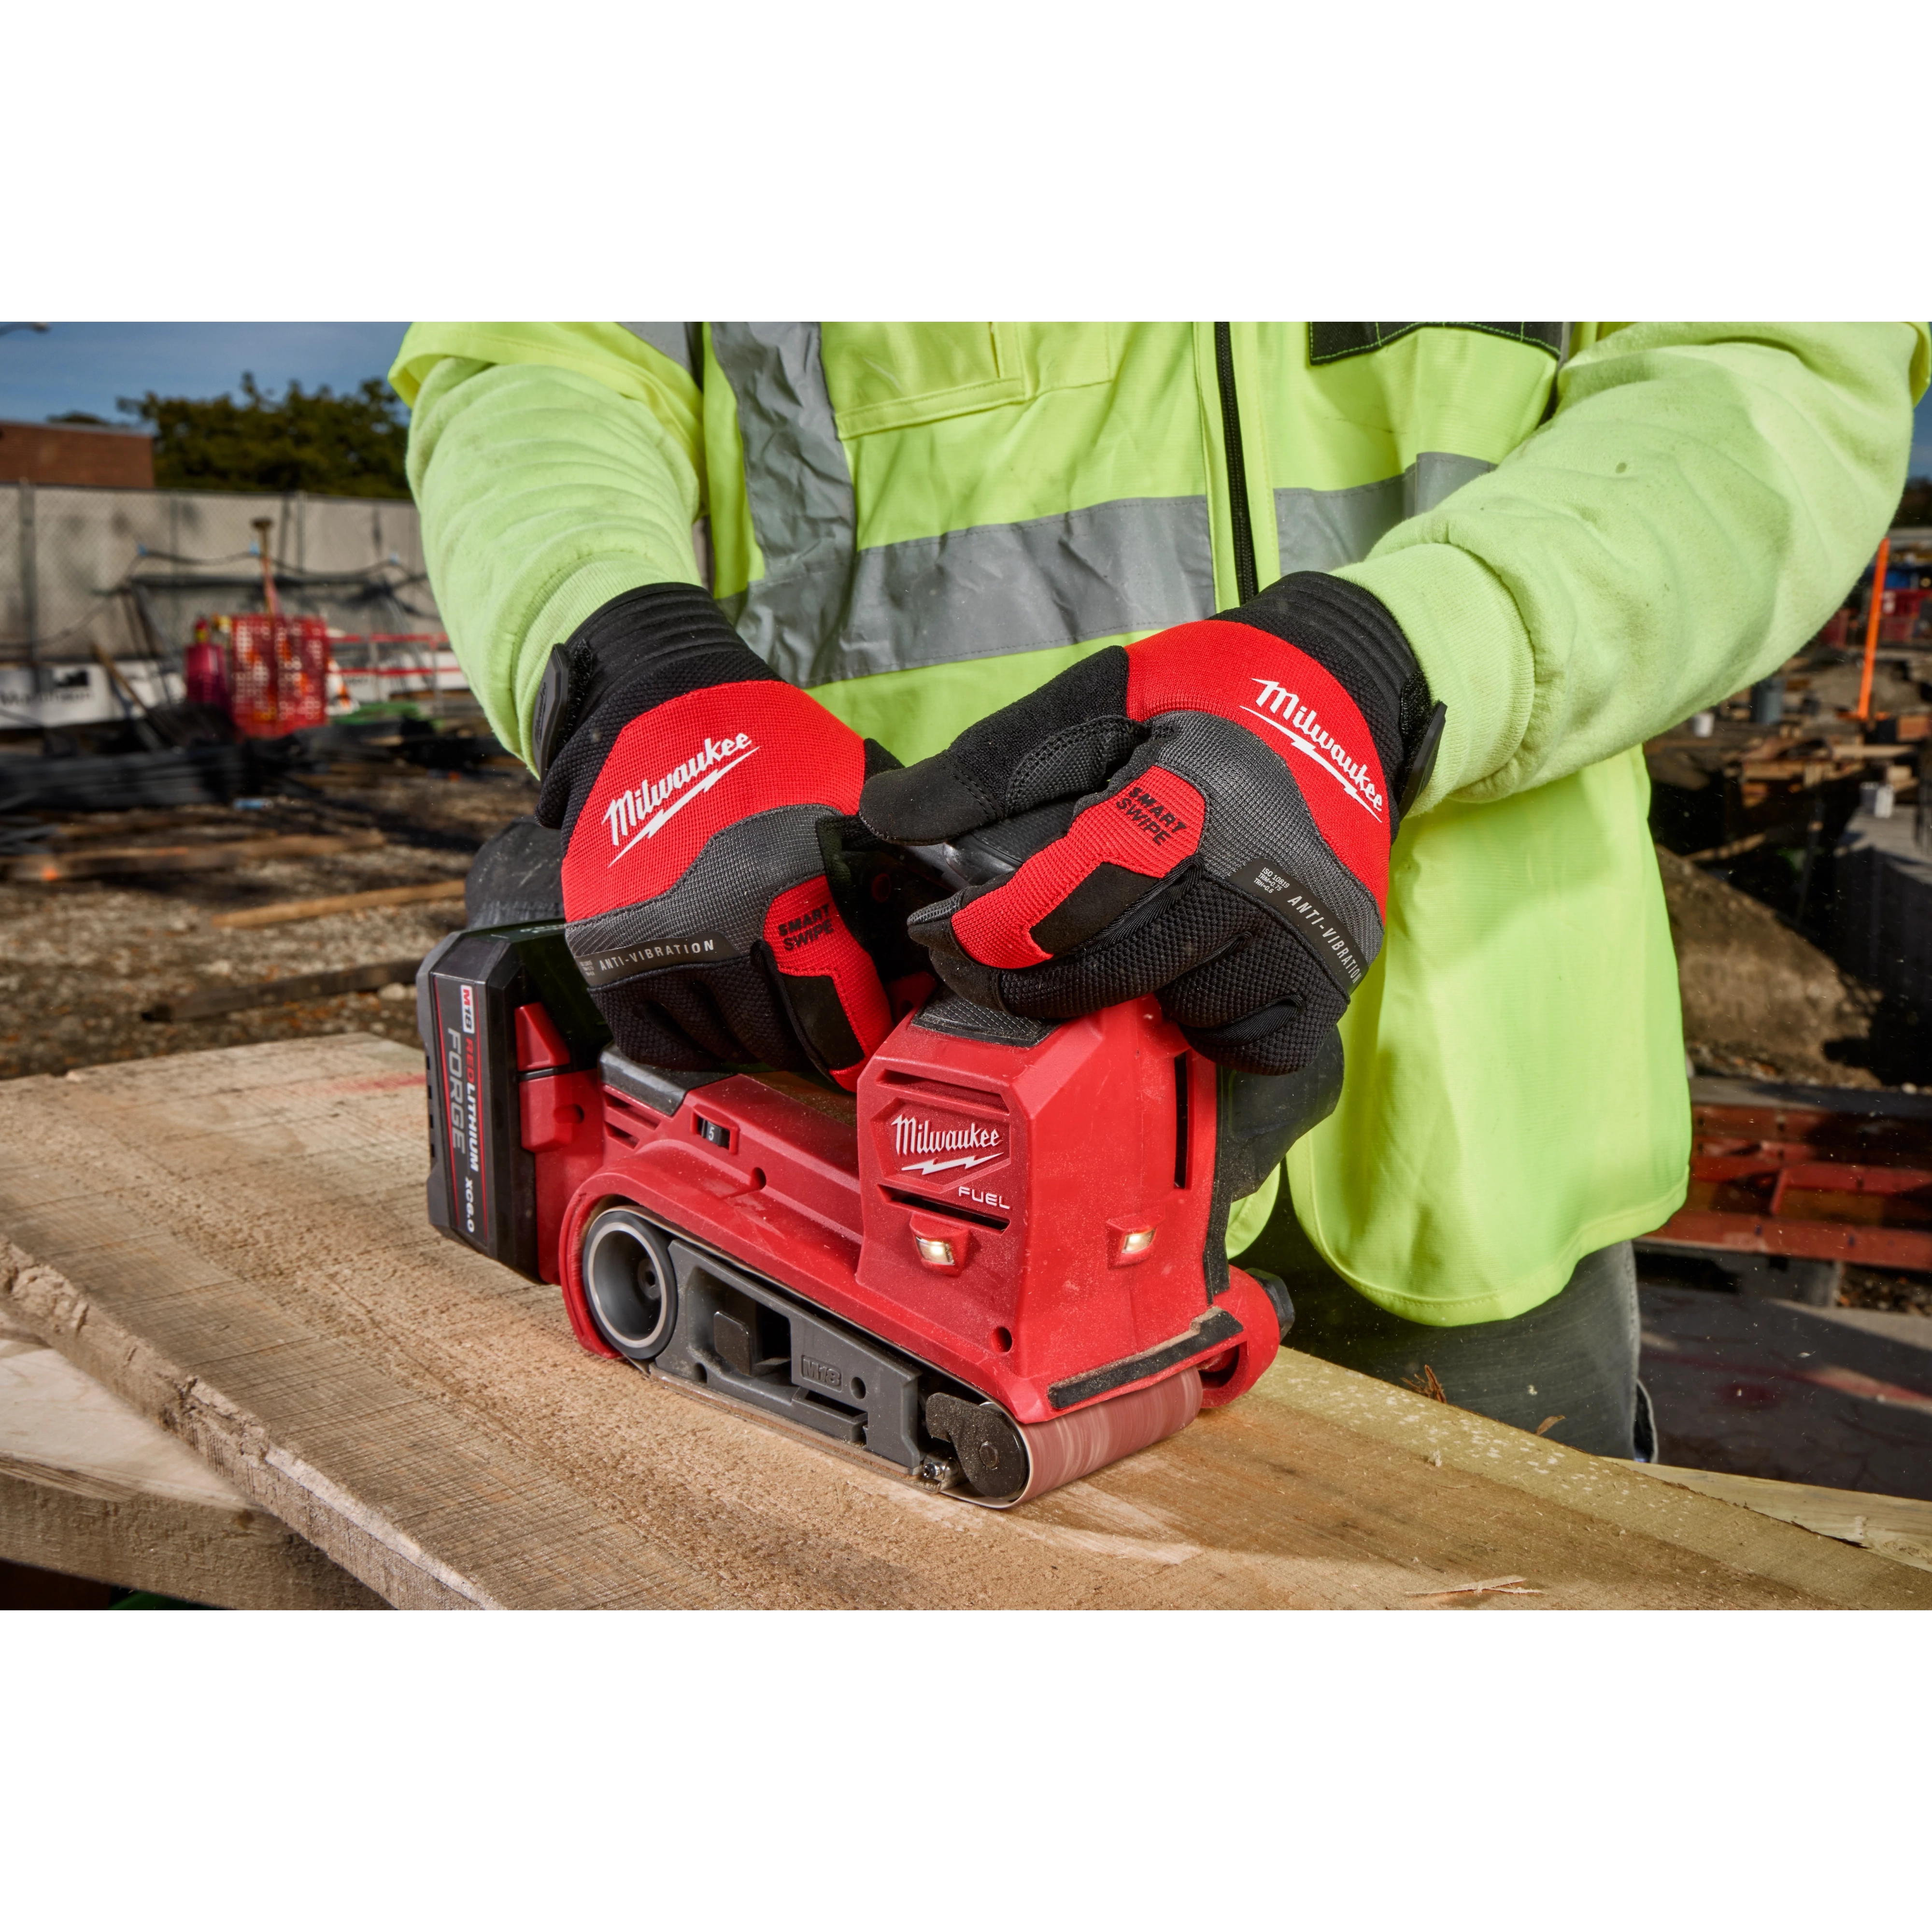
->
[1900,476,1932,527]
[118,372,410,498]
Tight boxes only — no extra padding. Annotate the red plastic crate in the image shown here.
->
[221,614,330,737]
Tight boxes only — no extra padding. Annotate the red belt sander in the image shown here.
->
[417,905,1339,1506]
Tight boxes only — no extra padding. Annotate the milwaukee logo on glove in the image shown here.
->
[1244,681,1385,822]
[604,731,758,860]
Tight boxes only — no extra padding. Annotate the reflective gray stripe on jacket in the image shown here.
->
[711,324,1213,687]
[1275,453,1496,574]
[710,324,1497,685]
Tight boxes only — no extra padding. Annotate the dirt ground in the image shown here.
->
[0,765,539,1082]
[1655,844,1884,1087]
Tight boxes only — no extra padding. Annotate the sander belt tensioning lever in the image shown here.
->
[416,833,1342,1505]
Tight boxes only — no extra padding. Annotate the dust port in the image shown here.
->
[695,1114,732,1149]
[582,1208,678,1362]
[991,1326,1013,1353]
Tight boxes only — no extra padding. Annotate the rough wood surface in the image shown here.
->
[1634,1463,1932,1573]
[0,1316,383,1608]
[2,1035,1927,1611]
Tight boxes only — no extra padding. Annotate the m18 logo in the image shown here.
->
[460,984,476,1035]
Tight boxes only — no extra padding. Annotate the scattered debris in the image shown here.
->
[12,830,384,883]
[1408,1575,1544,1599]
[209,877,466,930]
[1842,1267,1932,1317]
[0,768,532,1081]
[1404,1364,1450,1404]
[1683,828,1779,864]
[142,955,424,1023]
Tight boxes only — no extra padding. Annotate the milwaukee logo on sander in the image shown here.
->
[1243,680,1384,822]
[605,731,759,863]
[893,1113,1002,1176]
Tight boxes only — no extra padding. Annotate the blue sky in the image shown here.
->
[3,321,1930,477]
[0,323,409,422]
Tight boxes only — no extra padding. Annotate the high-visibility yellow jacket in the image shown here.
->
[392,321,1929,1325]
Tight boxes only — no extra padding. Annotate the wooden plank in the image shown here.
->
[10,831,385,882]
[209,880,465,930]
[1,1035,1927,1610]
[0,1317,383,1608]
[1633,1464,1932,1574]
[141,956,424,1023]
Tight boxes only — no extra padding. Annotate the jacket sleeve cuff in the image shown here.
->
[1333,545,1536,811]
[511,558,671,763]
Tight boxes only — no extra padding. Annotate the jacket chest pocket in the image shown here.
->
[824,324,1118,439]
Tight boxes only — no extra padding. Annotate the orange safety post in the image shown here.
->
[1855,535,1890,723]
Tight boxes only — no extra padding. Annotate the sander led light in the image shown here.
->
[915,1234,957,1268]
[1119,1227,1156,1258]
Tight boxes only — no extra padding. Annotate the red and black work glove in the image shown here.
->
[858,574,1445,1077]
[533,583,919,1091]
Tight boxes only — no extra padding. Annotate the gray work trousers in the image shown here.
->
[1237,1201,1655,1460]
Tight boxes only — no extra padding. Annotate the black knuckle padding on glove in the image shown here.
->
[536,582,912,1091]
[859,573,1444,1077]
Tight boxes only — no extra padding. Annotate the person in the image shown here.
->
[393,321,1928,1460]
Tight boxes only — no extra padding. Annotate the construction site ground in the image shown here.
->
[0,765,539,1083]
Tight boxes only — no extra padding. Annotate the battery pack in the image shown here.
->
[417,923,607,1279]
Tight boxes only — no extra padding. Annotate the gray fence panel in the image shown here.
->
[0,482,438,665]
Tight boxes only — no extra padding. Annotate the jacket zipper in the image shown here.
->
[1213,322,1259,605]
